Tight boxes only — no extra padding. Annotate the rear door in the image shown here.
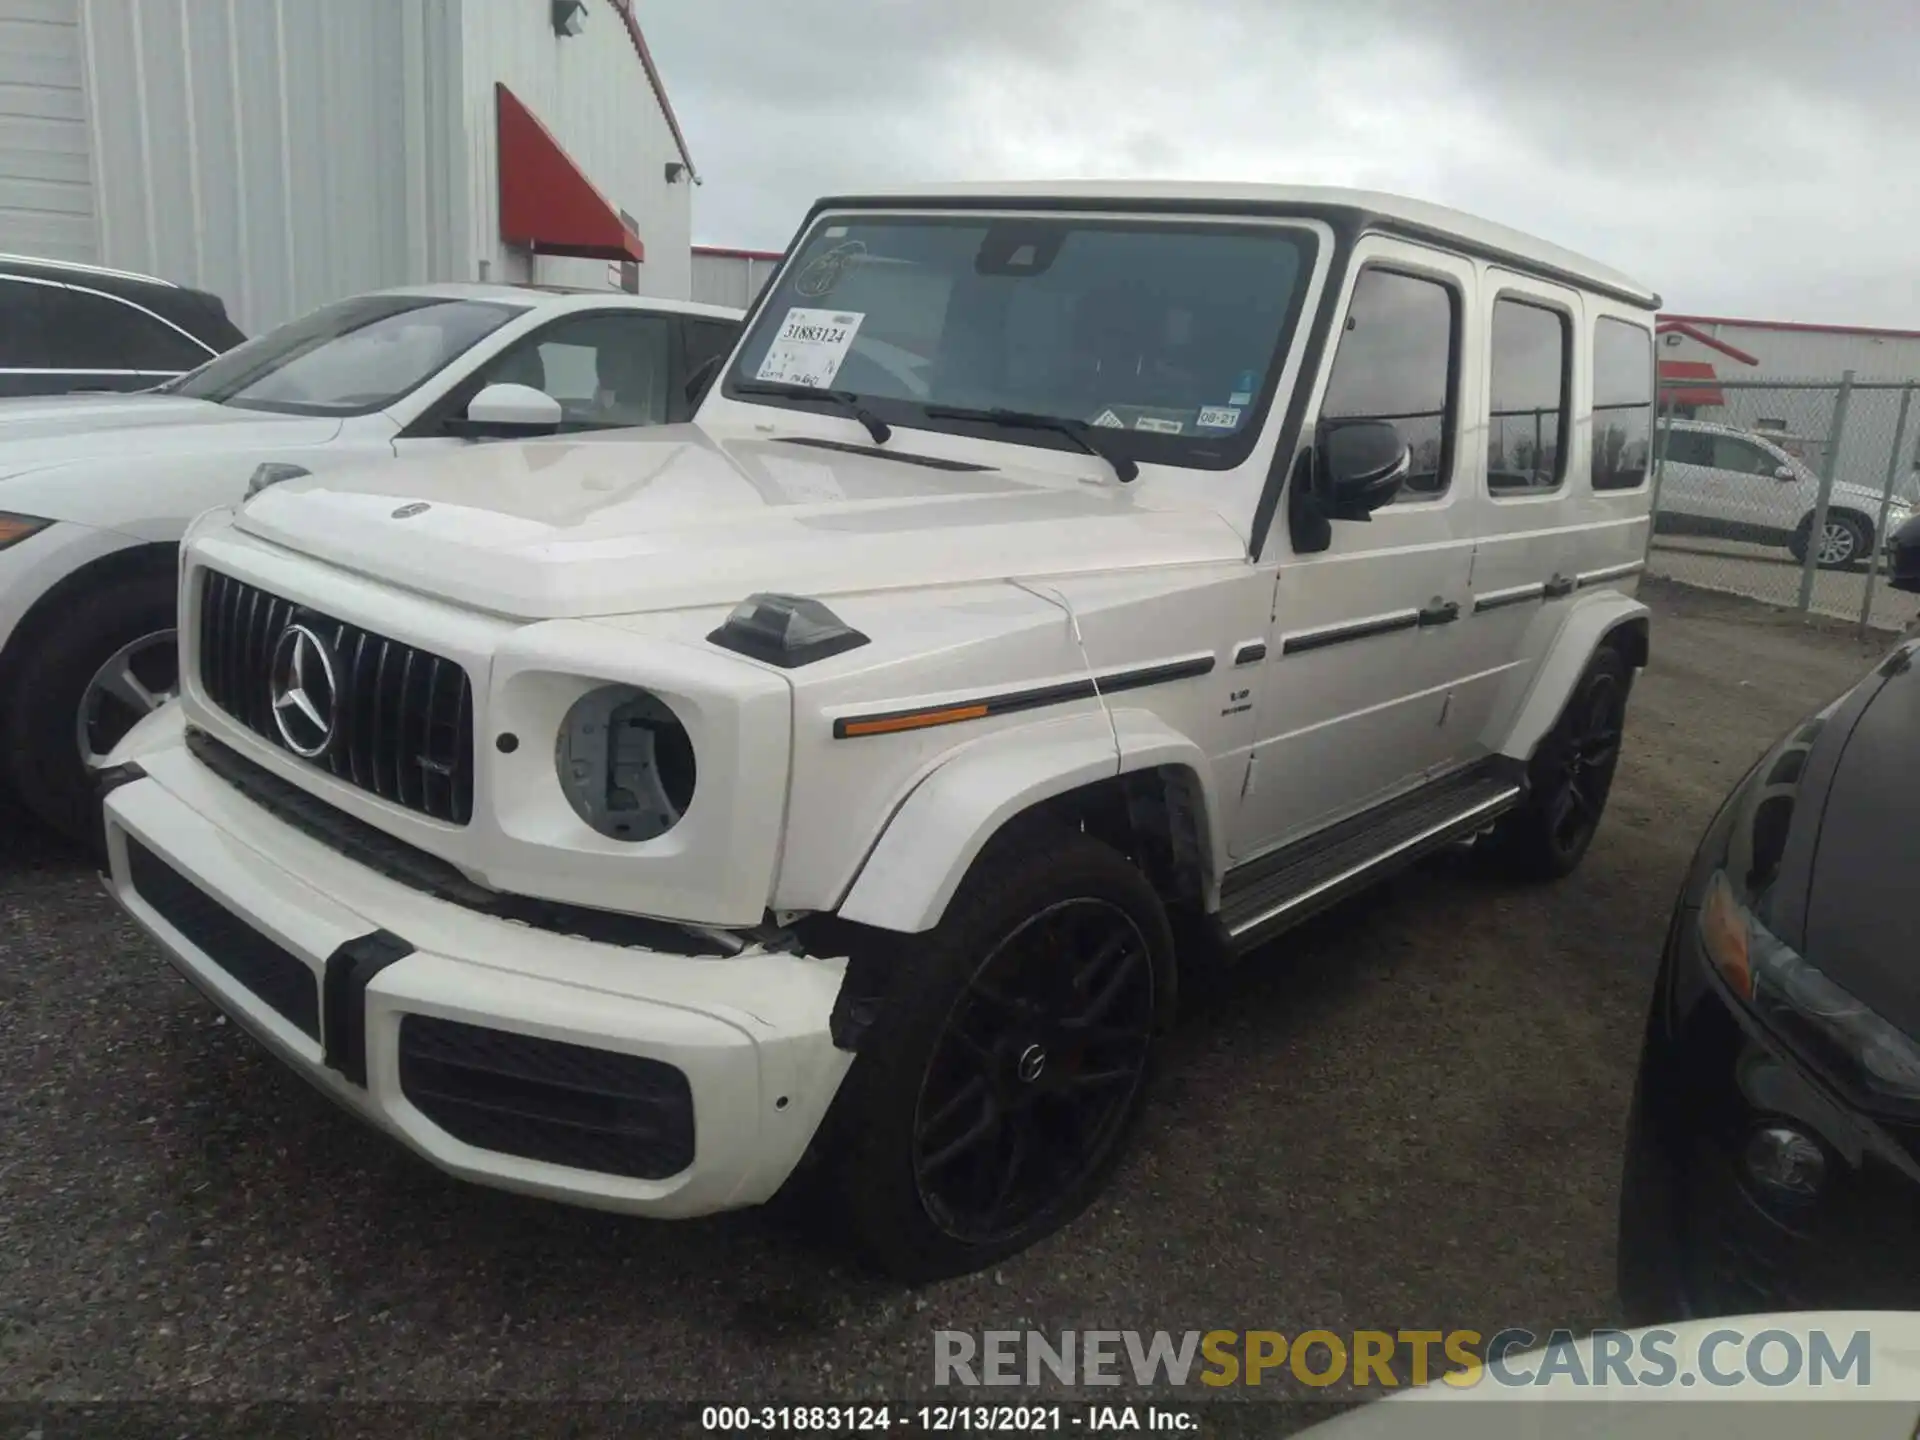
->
[1653,426,1720,531]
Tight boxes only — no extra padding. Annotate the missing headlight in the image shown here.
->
[555,686,697,842]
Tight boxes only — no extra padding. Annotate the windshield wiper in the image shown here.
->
[921,405,1139,484]
[732,380,891,446]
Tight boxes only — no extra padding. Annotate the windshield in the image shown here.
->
[165,295,521,415]
[724,214,1315,469]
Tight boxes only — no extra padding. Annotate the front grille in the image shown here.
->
[197,569,474,824]
[398,1015,696,1180]
[126,837,320,1039]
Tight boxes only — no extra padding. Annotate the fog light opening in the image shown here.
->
[1743,1123,1826,1203]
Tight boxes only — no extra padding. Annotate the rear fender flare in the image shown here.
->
[1497,591,1649,762]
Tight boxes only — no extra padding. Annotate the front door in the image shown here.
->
[1231,237,1480,860]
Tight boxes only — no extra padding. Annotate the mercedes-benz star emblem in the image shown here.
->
[268,623,339,758]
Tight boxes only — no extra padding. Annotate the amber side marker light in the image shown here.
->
[1699,869,1753,1001]
[837,704,990,738]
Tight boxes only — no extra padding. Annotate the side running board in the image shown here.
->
[1216,762,1525,953]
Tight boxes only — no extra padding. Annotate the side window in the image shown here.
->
[46,289,208,371]
[1487,297,1569,493]
[1319,267,1456,499]
[1591,318,1651,491]
[0,280,53,367]
[477,312,673,430]
[685,319,738,375]
[1662,429,1714,467]
[1712,436,1782,478]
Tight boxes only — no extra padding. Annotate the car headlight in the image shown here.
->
[1699,869,1920,1104]
[0,512,51,549]
[554,685,697,841]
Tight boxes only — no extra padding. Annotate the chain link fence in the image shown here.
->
[1647,373,1920,633]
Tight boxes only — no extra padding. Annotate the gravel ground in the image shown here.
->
[0,578,1895,1424]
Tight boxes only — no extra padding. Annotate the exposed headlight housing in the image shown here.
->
[707,593,869,668]
[0,512,51,549]
[555,685,697,842]
[246,462,311,499]
[1699,869,1920,1104]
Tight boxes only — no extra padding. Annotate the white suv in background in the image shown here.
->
[1655,418,1911,569]
[0,285,741,842]
[100,182,1659,1280]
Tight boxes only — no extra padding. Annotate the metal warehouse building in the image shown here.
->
[691,244,781,310]
[0,0,698,335]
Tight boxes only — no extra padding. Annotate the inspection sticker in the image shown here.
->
[1134,415,1184,434]
[1091,409,1126,428]
[754,308,865,389]
[1196,405,1242,430]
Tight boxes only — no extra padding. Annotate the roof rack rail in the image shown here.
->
[0,252,176,288]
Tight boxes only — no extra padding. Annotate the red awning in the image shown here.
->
[496,83,643,263]
[1658,359,1725,408]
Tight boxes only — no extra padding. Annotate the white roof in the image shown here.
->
[360,280,744,320]
[811,180,1660,308]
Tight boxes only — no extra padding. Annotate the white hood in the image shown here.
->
[233,425,1246,618]
[0,393,341,484]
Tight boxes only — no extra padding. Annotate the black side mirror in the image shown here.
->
[1317,420,1410,520]
[1888,513,1920,594]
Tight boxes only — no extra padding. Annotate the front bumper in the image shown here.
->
[1618,907,1920,1322]
[101,723,854,1218]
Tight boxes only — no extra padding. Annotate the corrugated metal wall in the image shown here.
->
[0,0,95,261]
[459,0,691,300]
[691,248,780,310]
[78,0,470,334]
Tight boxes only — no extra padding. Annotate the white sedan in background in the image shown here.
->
[0,283,742,842]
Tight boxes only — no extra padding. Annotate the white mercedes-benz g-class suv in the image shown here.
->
[98,183,1659,1280]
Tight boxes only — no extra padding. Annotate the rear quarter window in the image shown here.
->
[1592,318,1652,491]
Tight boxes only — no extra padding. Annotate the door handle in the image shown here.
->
[1417,599,1460,626]
[1543,574,1575,599]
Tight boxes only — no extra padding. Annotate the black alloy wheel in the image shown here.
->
[1542,664,1627,863]
[1486,644,1632,881]
[910,898,1156,1244]
[819,831,1173,1282]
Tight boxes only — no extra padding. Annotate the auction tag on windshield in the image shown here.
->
[1134,415,1183,434]
[755,308,865,388]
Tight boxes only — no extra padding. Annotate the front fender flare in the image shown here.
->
[1496,590,1650,762]
[836,708,1223,935]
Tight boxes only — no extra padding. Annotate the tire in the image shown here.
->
[1,570,178,847]
[821,831,1174,1282]
[1484,645,1632,882]
[1791,510,1870,570]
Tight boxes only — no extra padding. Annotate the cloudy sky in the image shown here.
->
[644,0,1920,328]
